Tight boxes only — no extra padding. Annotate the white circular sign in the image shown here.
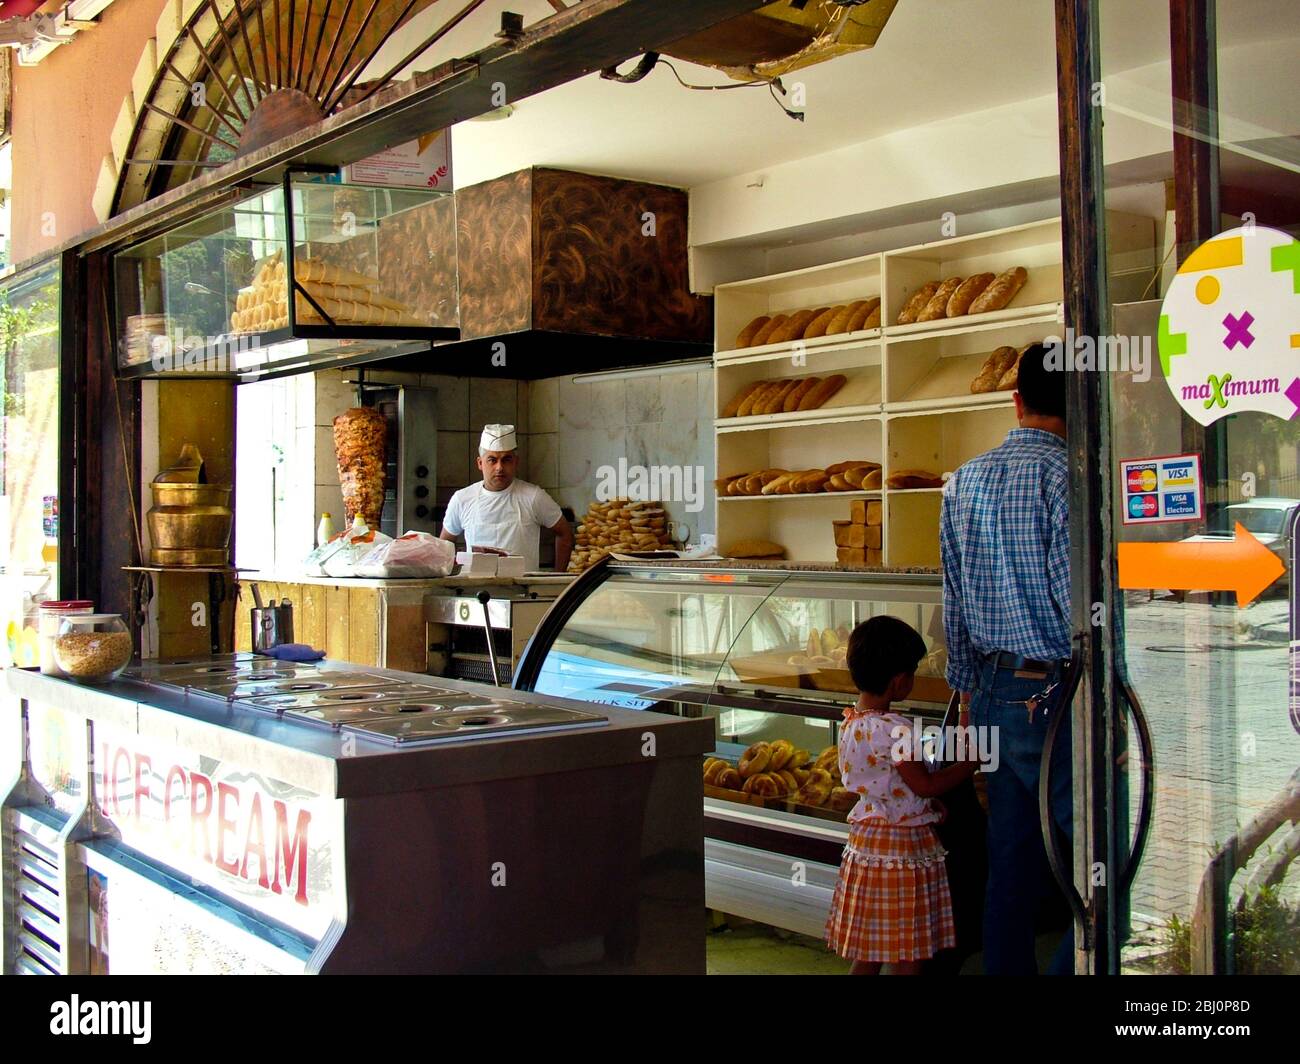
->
[1158,224,1300,425]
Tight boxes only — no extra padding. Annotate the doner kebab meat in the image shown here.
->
[333,407,387,528]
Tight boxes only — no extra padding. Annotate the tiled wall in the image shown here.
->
[524,368,716,540]
[239,365,716,569]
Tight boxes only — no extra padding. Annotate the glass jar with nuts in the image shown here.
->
[53,614,133,683]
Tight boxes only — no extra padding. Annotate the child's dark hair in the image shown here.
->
[847,616,927,695]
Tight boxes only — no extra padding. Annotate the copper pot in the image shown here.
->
[146,446,233,566]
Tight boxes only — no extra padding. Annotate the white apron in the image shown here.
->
[463,484,537,569]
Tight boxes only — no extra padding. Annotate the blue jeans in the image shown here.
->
[969,655,1074,975]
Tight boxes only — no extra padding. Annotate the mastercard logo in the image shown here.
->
[1127,468,1158,493]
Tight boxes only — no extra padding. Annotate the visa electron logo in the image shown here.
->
[1159,224,1300,425]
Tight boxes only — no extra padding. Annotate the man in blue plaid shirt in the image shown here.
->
[940,343,1073,975]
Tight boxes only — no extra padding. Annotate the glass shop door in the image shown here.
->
[1092,0,1300,975]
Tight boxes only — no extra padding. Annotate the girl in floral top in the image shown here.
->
[825,615,978,974]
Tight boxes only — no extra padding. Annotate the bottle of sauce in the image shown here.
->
[317,512,335,547]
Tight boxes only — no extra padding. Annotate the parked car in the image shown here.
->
[1180,497,1298,596]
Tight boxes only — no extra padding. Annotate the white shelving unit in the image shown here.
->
[713,218,1067,565]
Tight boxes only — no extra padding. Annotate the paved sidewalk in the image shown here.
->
[1120,594,1300,952]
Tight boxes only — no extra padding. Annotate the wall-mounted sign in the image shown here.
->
[1158,224,1300,425]
[341,131,453,190]
[1119,453,1204,524]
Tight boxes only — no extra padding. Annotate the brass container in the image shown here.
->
[146,446,233,567]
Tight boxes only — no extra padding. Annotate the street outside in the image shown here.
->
[1119,591,1300,969]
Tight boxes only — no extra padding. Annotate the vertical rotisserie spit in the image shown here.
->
[333,407,387,529]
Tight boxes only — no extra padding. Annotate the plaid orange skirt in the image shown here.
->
[825,820,956,963]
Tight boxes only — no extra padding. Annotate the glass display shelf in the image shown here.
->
[112,169,458,379]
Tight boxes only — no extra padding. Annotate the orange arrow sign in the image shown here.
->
[1118,522,1286,606]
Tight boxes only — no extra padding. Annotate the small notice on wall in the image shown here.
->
[341,131,452,190]
[1119,453,1203,524]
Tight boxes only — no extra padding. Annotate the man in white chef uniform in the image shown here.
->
[440,424,573,571]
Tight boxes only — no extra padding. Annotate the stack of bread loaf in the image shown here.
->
[787,625,850,670]
[720,373,848,418]
[970,341,1037,393]
[716,459,882,497]
[895,265,1029,325]
[732,297,881,350]
[228,250,427,334]
[703,743,854,812]
[570,498,671,572]
[833,498,884,565]
[333,407,387,528]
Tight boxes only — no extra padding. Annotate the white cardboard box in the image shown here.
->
[495,555,526,578]
[455,551,497,576]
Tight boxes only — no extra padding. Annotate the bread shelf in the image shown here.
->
[716,407,882,433]
[714,216,1069,568]
[881,302,1063,342]
[715,329,881,364]
[719,490,883,502]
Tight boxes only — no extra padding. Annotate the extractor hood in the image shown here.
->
[378,167,715,380]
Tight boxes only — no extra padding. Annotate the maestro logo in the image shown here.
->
[1158,224,1300,425]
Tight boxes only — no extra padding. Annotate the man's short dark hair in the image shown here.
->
[847,616,927,695]
[1016,342,1066,419]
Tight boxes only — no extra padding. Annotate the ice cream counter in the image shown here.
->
[0,654,709,974]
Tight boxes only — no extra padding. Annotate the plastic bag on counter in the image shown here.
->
[301,530,350,577]
[320,520,394,578]
[354,531,457,578]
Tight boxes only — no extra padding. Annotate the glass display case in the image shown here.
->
[112,170,458,379]
[514,560,956,934]
[517,561,951,817]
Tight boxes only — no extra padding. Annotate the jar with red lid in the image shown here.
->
[38,600,95,677]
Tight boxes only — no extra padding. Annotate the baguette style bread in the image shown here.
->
[762,472,800,495]
[735,315,772,349]
[843,462,881,487]
[863,303,882,329]
[860,468,883,490]
[803,306,843,339]
[825,459,876,476]
[769,309,818,344]
[826,300,868,336]
[792,470,831,494]
[887,469,944,489]
[759,378,803,415]
[946,273,996,317]
[971,346,1016,393]
[783,377,821,412]
[721,380,766,418]
[917,277,965,322]
[846,297,882,332]
[797,373,848,411]
[750,315,788,346]
[896,282,940,325]
[970,266,1029,314]
[827,474,856,491]
[737,381,776,417]
[741,473,765,495]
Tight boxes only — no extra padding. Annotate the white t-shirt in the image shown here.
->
[442,479,563,571]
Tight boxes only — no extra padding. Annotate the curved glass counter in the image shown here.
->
[515,561,952,842]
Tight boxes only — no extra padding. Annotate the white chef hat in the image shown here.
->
[479,423,517,452]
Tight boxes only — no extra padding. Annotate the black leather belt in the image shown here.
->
[984,650,1065,672]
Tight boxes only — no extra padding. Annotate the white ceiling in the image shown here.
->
[379,0,1297,192]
